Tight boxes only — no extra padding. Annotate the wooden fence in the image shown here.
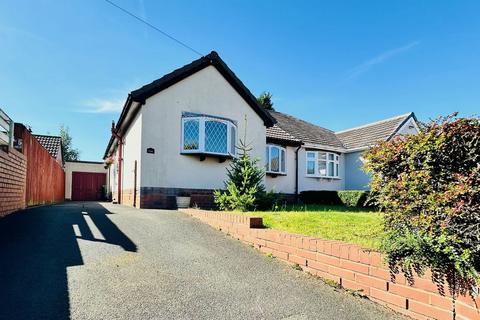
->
[14,124,65,206]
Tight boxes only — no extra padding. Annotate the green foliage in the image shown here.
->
[256,91,275,111]
[337,190,370,207]
[300,191,342,205]
[255,191,284,211]
[300,190,372,208]
[364,114,480,298]
[60,125,80,161]
[214,140,265,211]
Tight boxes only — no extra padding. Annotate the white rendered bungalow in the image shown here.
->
[104,51,419,208]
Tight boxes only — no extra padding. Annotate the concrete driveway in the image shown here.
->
[0,202,406,320]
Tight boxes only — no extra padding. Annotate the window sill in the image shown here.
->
[266,171,287,177]
[305,175,341,180]
[181,151,233,163]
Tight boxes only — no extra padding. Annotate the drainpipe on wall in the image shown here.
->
[111,121,123,204]
[295,145,302,203]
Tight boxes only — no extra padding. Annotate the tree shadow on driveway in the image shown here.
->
[0,202,136,320]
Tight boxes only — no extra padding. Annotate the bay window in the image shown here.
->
[266,144,286,174]
[181,115,236,156]
[306,151,339,178]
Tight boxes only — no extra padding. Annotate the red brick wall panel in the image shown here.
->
[0,146,26,217]
[181,209,480,320]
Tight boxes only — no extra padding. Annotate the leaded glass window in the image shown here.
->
[181,116,236,156]
[183,119,199,150]
[205,120,227,154]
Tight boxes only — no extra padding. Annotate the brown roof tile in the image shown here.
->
[267,111,344,149]
[34,134,62,158]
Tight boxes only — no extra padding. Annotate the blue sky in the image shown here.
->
[1,1,479,160]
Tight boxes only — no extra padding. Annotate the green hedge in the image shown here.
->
[337,190,370,207]
[300,190,370,207]
[299,191,342,205]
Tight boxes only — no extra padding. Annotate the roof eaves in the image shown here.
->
[266,137,303,147]
[130,51,276,127]
[303,143,347,153]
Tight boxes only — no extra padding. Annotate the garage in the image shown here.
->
[72,172,106,201]
[65,160,108,201]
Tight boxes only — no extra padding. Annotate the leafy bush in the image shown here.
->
[256,191,284,211]
[299,191,342,205]
[364,114,480,299]
[337,190,370,207]
[214,140,265,212]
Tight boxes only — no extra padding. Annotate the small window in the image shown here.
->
[266,144,287,174]
[306,151,340,178]
[306,151,316,175]
[181,116,236,156]
[183,119,199,150]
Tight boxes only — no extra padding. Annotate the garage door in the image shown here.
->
[71,172,106,201]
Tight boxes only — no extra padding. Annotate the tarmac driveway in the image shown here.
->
[0,202,406,320]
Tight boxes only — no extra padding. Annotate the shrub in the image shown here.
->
[364,114,480,301]
[338,190,370,207]
[256,191,284,211]
[214,140,265,212]
[299,191,342,205]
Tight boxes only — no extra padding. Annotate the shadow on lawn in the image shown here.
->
[0,202,136,320]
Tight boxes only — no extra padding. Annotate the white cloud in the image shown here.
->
[347,41,420,79]
[81,98,125,113]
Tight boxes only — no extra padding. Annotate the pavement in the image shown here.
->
[0,202,407,320]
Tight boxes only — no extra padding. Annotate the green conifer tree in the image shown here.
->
[214,139,265,211]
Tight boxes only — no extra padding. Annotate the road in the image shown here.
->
[0,202,406,320]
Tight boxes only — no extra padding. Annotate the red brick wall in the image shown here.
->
[0,146,26,217]
[182,209,480,320]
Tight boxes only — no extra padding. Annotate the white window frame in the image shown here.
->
[181,116,236,156]
[265,144,286,174]
[305,151,340,178]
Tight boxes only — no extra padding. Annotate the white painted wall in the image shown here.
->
[107,149,118,198]
[121,110,142,193]
[265,145,297,194]
[266,146,346,194]
[56,148,63,165]
[140,66,266,190]
[64,161,108,200]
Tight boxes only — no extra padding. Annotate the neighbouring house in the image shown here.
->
[33,134,63,165]
[336,113,419,190]
[104,51,420,209]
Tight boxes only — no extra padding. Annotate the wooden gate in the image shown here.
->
[71,172,106,201]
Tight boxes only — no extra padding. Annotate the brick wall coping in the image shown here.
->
[180,208,479,320]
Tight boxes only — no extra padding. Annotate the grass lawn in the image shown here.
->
[232,205,384,250]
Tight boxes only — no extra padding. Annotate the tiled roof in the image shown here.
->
[267,111,344,149]
[105,51,276,158]
[335,113,413,150]
[266,124,302,144]
[34,135,62,158]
